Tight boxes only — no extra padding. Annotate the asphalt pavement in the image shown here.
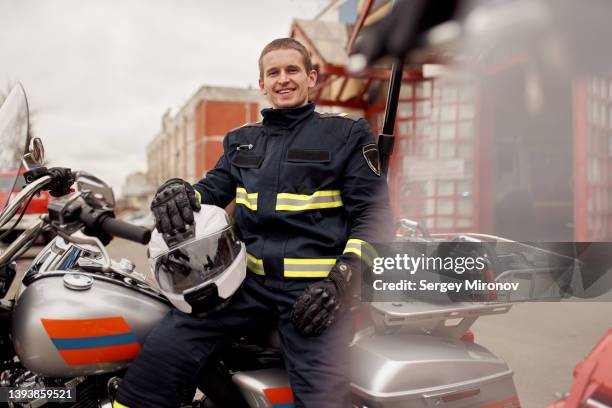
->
[4,238,611,407]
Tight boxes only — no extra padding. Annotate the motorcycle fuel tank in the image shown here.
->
[12,272,170,377]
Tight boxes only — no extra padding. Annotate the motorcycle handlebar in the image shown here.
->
[0,175,52,228]
[100,216,151,245]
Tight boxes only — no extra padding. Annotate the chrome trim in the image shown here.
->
[0,219,44,265]
[0,175,52,227]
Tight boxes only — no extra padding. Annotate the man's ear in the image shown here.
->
[259,79,267,95]
[307,69,318,89]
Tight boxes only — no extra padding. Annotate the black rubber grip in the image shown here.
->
[101,217,151,244]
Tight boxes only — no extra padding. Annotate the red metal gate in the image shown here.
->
[573,78,612,241]
[369,78,479,233]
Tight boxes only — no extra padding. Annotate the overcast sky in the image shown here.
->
[0,0,329,196]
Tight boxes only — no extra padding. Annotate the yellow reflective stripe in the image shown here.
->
[276,201,343,211]
[283,258,336,278]
[247,253,263,265]
[347,238,366,245]
[248,267,265,276]
[236,198,257,210]
[343,247,363,257]
[113,401,129,408]
[246,252,265,275]
[284,258,336,265]
[277,190,341,200]
[236,187,258,211]
[236,187,258,199]
[343,238,376,266]
[276,190,343,211]
[194,190,202,204]
[284,270,332,278]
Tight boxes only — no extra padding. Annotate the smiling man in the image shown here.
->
[115,38,392,408]
[258,40,316,108]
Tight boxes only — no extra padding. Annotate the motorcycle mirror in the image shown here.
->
[30,138,45,164]
[22,137,45,170]
[75,171,116,209]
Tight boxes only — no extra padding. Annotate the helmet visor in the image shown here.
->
[151,226,243,294]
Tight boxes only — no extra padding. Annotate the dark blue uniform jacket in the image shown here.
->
[194,102,392,287]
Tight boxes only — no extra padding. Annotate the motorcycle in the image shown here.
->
[2,83,579,407]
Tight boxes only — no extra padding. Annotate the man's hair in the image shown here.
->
[258,38,313,79]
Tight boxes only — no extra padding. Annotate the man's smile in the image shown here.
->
[276,88,296,95]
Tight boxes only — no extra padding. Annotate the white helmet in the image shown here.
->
[148,205,246,314]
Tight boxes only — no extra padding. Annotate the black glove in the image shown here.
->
[47,167,75,197]
[150,178,201,235]
[291,262,352,337]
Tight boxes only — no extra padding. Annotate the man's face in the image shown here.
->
[259,48,317,109]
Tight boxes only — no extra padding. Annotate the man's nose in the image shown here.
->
[278,70,289,83]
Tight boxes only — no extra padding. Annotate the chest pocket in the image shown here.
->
[287,149,330,163]
[232,151,264,168]
[231,151,263,212]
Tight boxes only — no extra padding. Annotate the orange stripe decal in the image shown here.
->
[58,343,141,365]
[41,317,132,338]
[264,387,294,404]
[480,395,521,408]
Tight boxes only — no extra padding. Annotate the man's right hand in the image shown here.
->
[150,178,201,235]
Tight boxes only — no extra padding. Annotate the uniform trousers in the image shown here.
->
[116,273,352,408]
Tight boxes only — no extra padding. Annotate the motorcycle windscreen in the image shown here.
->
[151,226,243,294]
[0,84,29,211]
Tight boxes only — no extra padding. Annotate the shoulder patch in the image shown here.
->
[362,143,381,177]
[231,121,262,132]
[319,112,361,122]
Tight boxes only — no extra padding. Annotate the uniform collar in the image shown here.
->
[261,102,315,129]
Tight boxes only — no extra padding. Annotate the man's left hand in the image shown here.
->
[291,262,352,337]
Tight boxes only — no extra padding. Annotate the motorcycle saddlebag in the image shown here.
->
[350,333,520,408]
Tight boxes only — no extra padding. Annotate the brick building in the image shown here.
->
[146,86,267,186]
